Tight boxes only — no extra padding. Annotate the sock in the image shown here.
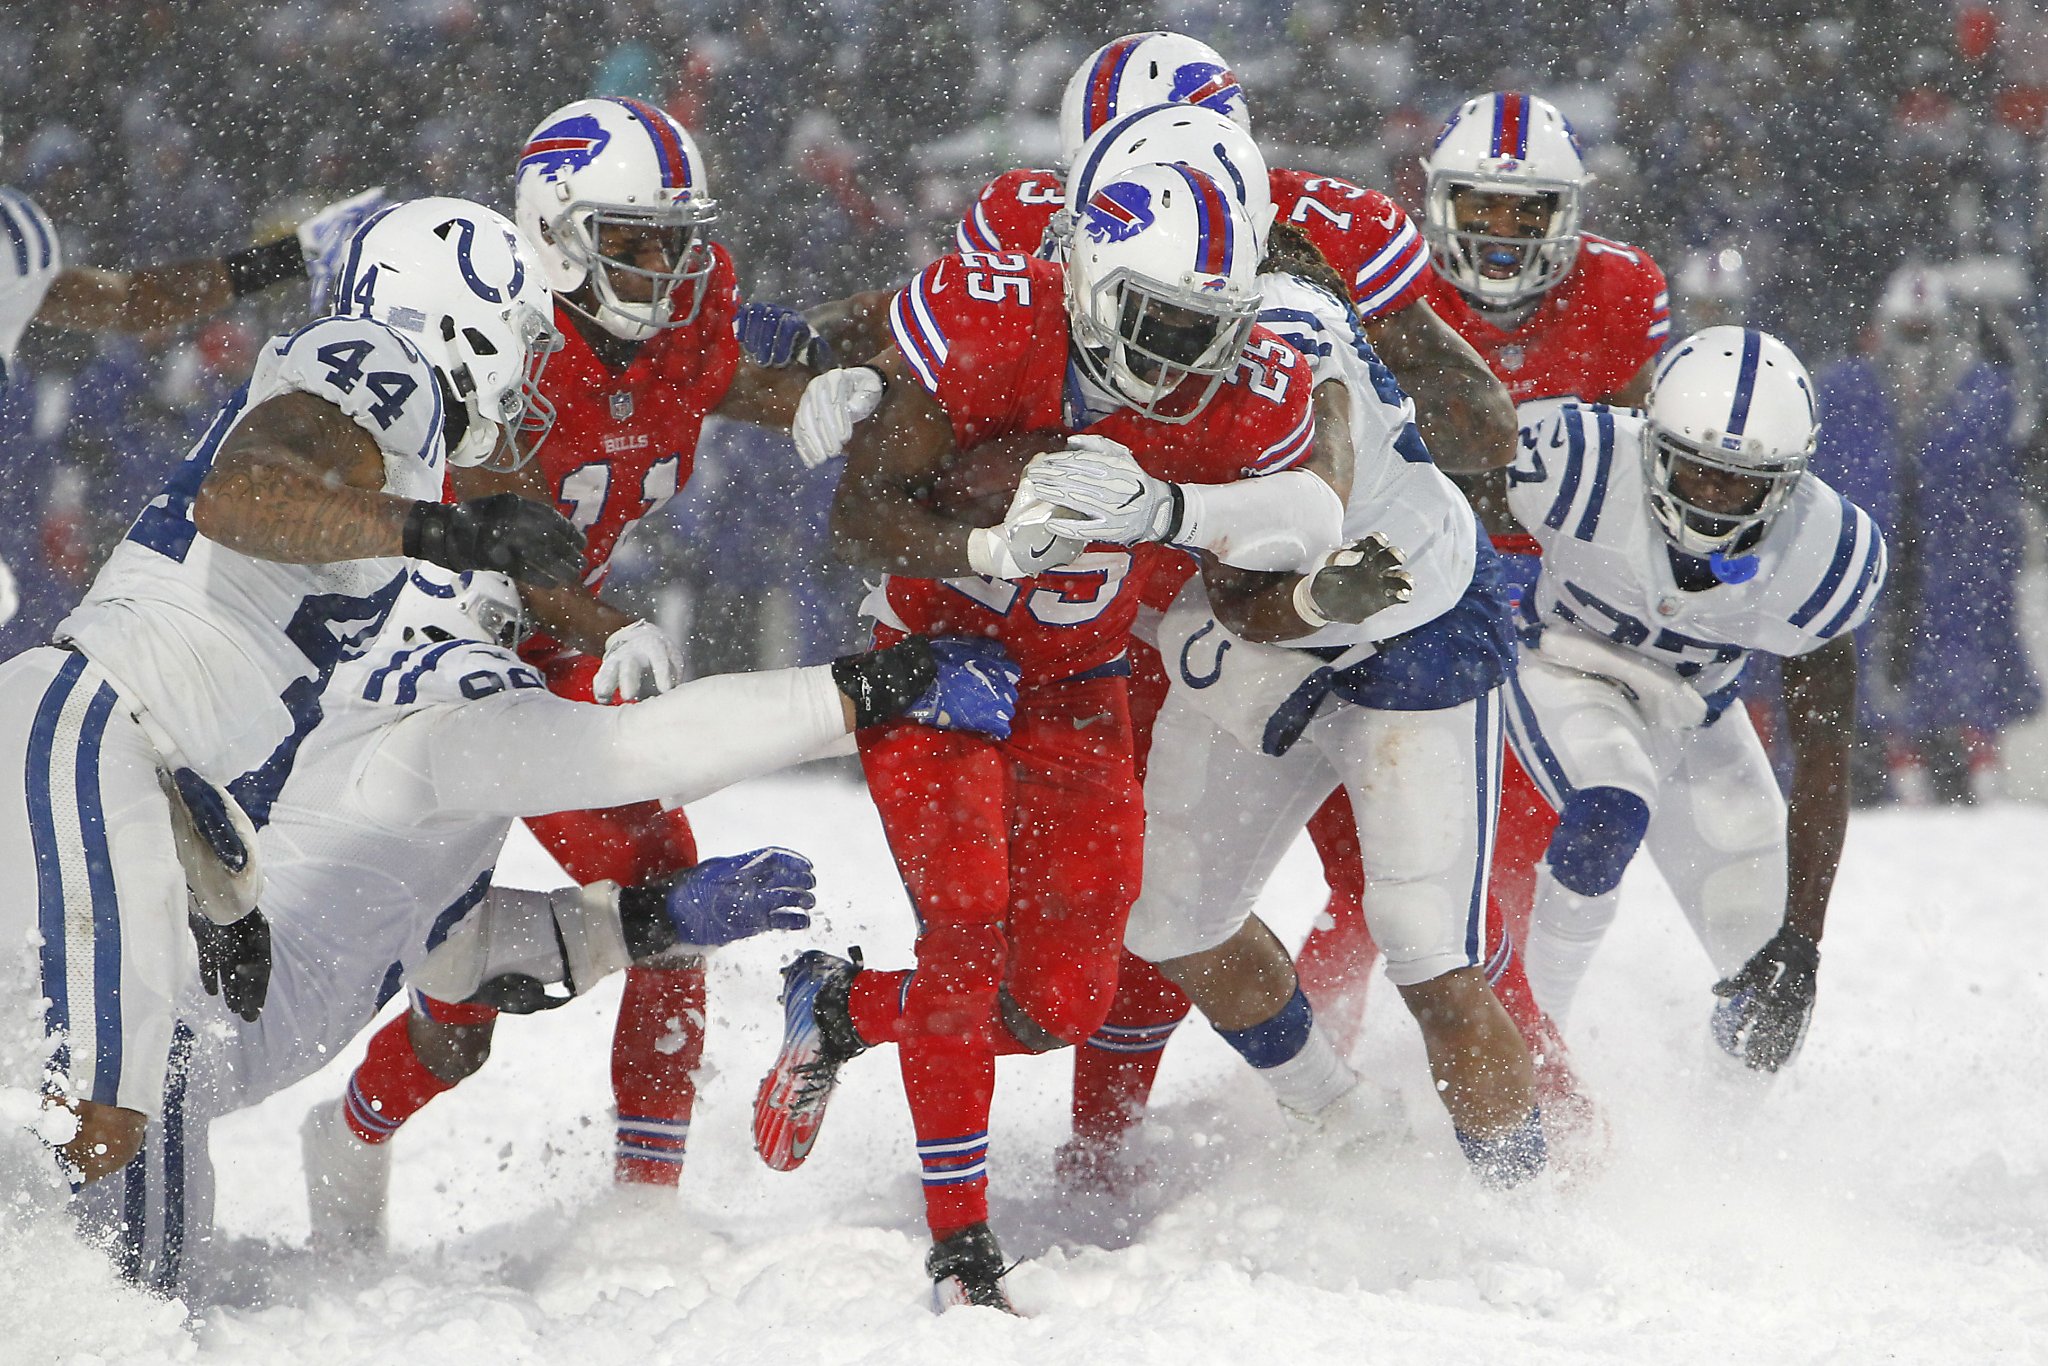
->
[1456,1107,1547,1188]
[1523,865,1622,1024]
[1214,987,1358,1115]
[1070,951,1189,1148]
[611,961,706,1186]
[344,1013,455,1144]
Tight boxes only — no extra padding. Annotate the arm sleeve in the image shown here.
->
[407,883,637,1007]
[1172,468,1347,572]
[359,663,850,819]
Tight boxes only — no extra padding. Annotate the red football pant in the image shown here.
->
[849,673,1143,1236]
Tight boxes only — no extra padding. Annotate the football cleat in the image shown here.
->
[752,948,866,1171]
[927,1222,1017,1314]
[300,1097,391,1251]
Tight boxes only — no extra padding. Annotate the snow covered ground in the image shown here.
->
[8,771,2048,1365]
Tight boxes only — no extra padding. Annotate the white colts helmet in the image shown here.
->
[333,196,562,471]
[514,97,719,341]
[385,566,529,650]
[1423,91,1588,309]
[1058,32,1250,168]
[1066,162,1261,424]
[1642,326,1818,557]
[1057,103,1275,264]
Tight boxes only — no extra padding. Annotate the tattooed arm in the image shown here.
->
[192,390,416,563]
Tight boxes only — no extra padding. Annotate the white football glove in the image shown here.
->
[592,619,682,702]
[297,185,390,310]
[966,488,1088,580]
[792,366,887,468]
[1024,435,1181,545]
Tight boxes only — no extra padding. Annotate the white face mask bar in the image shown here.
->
[478,308,564,473]
[1643,425,1805,555]
[1076,266,1259,423]
[554,198,720,331]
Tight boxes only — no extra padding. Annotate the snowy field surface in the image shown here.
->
[5,771,2047,1365]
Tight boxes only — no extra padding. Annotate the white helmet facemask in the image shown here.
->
[1065,163,1261,424]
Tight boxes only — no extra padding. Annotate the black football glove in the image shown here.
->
[1711,926,1820,1073]
[1300,533,1415,626]
[404,493,584,589]
[189,908,272,1023]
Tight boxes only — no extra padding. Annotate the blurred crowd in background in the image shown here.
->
[3,0,2046,803]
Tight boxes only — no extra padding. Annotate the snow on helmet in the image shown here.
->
[1058,32,1250,168]
[1422,91,1587,310]
[332,196,561,471]
[1643,326,1817,556]
[1065,162,1261,423]
[514,97,719,341]
[1056,103,1274,264]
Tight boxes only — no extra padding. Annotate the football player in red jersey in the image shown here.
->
[932,40,1522,1179]
[324,98,826,1197]
[753,165,1356,1310]
[1300,91,1673,1131]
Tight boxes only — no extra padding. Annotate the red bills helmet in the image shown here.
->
[1642,327,1817,556]
[1058,33,1250,168]
[333,196,561,471]
[1065,163,1261,424]
[513,98,719,342]
[1058,103,1275,262]
[1423,91,1588,309]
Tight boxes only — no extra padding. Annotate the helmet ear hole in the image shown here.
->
[463,328,498,356]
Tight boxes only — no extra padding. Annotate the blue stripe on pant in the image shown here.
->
[26,653,128,1103]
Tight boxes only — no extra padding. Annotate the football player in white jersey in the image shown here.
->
[0,182,386,387]
[72,568,1018,1292]
[0,197,587,1188]
[1502,327,1882,1071]
[1018,245,1544,1186]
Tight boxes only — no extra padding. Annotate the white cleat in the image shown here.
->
[300,1098,391,1252]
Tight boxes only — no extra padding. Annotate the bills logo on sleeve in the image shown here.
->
[519,114,613,180]
[1083,183,1155,244]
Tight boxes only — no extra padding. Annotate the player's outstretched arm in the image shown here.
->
[1365,298,1516,473]
[1779,634,1859,944]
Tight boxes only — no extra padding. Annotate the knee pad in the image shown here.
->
[1545,787,1650,896]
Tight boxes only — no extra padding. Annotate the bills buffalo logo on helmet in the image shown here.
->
[1170,61,1244,118]
[1082,182,1155,244]
[519,114,613,180]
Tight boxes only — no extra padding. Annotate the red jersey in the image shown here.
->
[955,167,1426,323]
[534,241,743,587]
[1420,232,1669,403]
[879,249,1315,686]
[1266,168,1428,320]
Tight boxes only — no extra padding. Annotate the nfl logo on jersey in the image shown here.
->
[611,391,634,421]
[1499,344,1526,373]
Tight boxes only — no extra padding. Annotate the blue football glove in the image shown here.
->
[734,301,832,370]
[906,637,1022,740]
[664,847,817,947]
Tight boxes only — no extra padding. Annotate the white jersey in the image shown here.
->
[1255,272,1477,648]
[56,315,447,802]
[1507,400,1887,700]
[0,186,60,384]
